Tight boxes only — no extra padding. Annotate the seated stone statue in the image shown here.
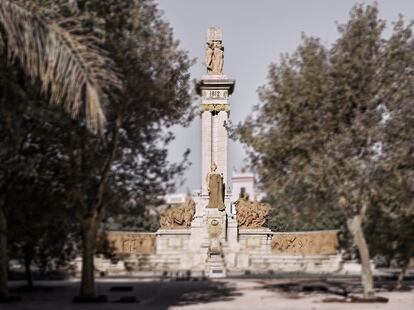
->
[159,195,195,229]
[234,195,271,228]
[206,162,225,211]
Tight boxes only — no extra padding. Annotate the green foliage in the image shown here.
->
[0,0,123,132]
[235,4,414,266]
[0,0,193,291]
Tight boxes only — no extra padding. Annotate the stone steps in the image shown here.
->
[247,254,342,273]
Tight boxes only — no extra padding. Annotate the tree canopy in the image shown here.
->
[0,0,193,298]
[235,4,414,297]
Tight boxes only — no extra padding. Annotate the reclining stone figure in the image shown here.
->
[234,196,271,228]
[159,195,196,229]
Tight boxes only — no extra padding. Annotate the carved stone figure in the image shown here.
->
[205,28,224,75]
[159,195,195,229]
[212,41,224,74]
[234,197,271,228]
[205,42,214,73]
[206,163,225,211]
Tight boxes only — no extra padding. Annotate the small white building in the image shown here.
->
[231,168,265,203]
[164,193,186,205]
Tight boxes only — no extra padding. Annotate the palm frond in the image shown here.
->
[0,0,123,133]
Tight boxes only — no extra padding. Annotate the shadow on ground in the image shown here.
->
[259,276,414,299]
[6,279,241,310]
[161,279,242,307]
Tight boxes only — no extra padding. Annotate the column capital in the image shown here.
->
[200,104,230,113]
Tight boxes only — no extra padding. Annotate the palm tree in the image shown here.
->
[0,0,123,132]
[0,0,122,299]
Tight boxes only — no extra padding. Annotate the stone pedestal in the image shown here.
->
[205,208,227,277]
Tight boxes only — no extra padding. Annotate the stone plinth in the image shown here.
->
[94,227,343,276]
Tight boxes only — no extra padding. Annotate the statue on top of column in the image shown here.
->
[206,162,225,211]
[205,27,224,75]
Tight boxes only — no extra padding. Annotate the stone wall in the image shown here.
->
[93,229,342,275]
[271,230,339,255]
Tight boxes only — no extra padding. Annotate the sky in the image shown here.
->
[155,0,414,193]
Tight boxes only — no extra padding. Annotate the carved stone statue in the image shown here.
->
[234,196,271,228]
[205,42,214,73]
[206,163,225,211]
[159,195,195,229]
[212,41,224,74]
[205,28,224,75]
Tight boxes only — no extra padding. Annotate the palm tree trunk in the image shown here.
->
[0,207,8,298]
[80,216,98,297]
[347,215,374,298]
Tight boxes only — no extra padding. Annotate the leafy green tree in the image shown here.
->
[8,179,77,288]
[0,0,122,132]
[0,0,121,298]
[59,0,193,297]
[236,4,414,298]
[1,0,192,299]
[0,68,83,294]
[366,18,414,287]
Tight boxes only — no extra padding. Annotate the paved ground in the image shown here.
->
[2,277,414,310]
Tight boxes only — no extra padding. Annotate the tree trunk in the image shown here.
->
[396,245,414,290]
[347,215,375,298]
[0,207,8,299]
[395,261,409,290]
[24,250,33,289]
[80,217,98,297]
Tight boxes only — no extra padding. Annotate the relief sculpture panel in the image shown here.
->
[235,198,270,228]
[159,196,195,229]
[271,231,339,255]
[105,232,155,254]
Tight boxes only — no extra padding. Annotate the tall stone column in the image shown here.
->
[198,90,233,195]
[216,110,228,187]
[201,111,212,195]
[195,27,237,278]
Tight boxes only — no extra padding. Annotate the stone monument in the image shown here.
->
[97,28,343,278]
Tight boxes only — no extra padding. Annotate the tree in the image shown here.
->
[52,0,193,297]
[5,123,78,289]
[0,0,192,298]
[366,17,414,287]
[236,4,414,298]
[0,0,122,298]
[8,180,77,289]
[0,0,122,132]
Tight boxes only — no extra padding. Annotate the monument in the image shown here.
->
[96,28,342,277]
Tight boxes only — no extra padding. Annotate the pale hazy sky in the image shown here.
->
[156,0,414,193]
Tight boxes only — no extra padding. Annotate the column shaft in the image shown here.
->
[201,111,212,195]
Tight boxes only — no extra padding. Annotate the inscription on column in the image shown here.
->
[202,90,228,100]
